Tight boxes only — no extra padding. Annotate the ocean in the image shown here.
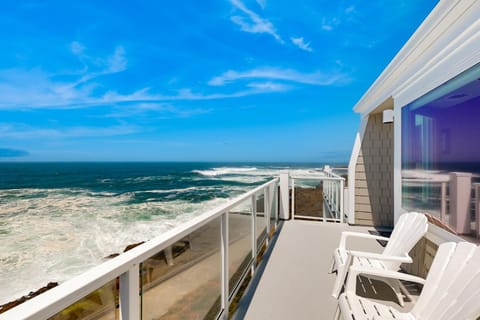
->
[0,162,327,304]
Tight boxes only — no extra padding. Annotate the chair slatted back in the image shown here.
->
[411,242,480,320]
[382,212,428,270]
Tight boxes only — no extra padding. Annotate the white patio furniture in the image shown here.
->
[330,212,428,306]
[335,241,480,320]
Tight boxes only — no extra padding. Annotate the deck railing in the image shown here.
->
[290,168,345,223]
[0,178,280,320]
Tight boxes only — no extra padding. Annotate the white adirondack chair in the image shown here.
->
[330,212,428,306]
[336,241,480,320]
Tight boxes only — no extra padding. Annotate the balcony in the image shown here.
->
[0,169,422,320]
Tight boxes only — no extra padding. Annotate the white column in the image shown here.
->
[120,264,140,320]
[220,212,229,319]
[264,186,270,246]
[450,172,472,234]
[475,184,480,238]
[279,173,290,220]
[251,194,257,274]
[291,179,295,220]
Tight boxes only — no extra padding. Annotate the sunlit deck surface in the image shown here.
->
[236,220,420,319]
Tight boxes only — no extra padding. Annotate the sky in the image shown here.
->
[0,1,437,162]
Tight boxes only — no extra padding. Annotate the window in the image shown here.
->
[402,64,480,236]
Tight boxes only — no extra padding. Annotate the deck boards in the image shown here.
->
[237,220,386,319]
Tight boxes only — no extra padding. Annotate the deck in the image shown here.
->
[236,220,412,319]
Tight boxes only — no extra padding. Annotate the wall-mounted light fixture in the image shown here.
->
[383,109,394,124]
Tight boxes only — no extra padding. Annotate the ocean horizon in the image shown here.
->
[0,162,345,304]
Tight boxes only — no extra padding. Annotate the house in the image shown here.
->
[347,0,480,276]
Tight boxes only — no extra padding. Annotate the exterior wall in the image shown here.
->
[401,236,438,278]
[354,113,394,226]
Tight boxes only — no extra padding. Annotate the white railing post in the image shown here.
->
[220,212,229,319]
[329,178,332,205]
[119,265,140,320]
[340,179,344,223]
[251,194,257,275]
[336,180,340,219]
[475,183,480,239]
[441,181,447,222]
[264,186,270,245]
[274,181,279,228]
[279,173,290,220]
[291,178,295,220]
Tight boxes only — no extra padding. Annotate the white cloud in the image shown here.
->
[107,46,127,73]
[246,81,291,91]
[321,5,358,32]
[290,37,313,52]
[0,123,138,140]
[0,43,132,110]
[321,17,340,31]
[70,41,85,56]
[0,42,333,111]
[103,103,212,119]
[0,65,295,110]
[255,0,266,9]
[74,43,127,84]
[345,5,356,15]
[208,67,350,86]
[230,0,282,43]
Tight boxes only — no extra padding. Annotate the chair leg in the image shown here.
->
[329,256,337,274]
[331,264,347,298]
[334,304,341,320]
[387,278,404,307]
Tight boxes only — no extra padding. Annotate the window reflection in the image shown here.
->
[402,64,480,237]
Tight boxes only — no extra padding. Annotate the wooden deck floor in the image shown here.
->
[235,220,413,319]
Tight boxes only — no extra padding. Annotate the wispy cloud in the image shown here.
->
[321,5,358,32]
[0,123,138,140]
[0,40,337,111]
[345,5,356,15]
[0,42,129,110]
[321,17,340,31]
[0,148,29,157]
[100,85,289,104]
[103,103,213,119]
[290,37,313,52]
[229,0,282,43]
[208,67,350,86]
[70,41,127,85]
[255,0,266,9]
[0,66,294,110]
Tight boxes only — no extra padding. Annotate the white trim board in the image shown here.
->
[354,0,480,116]
[347,116,368,224]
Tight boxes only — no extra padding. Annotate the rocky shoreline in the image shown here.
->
[0,282,59,314]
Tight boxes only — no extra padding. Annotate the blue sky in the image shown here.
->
[0,1,437,162]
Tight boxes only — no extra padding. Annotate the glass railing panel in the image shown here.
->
[228,199,252,296]
[255,192,267,250]
[141,217,221,320]
[48,280,118,320]
[402,181,446,219]
[293,179,323,219]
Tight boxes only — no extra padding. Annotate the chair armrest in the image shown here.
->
[344,264,425,296]
[339,231,390,250]
[348,250,413,264]
[349,265,426,285]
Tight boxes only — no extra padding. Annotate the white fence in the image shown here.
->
[289,168,346,223]
[0,178,280,320]
[1,169,349,320]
